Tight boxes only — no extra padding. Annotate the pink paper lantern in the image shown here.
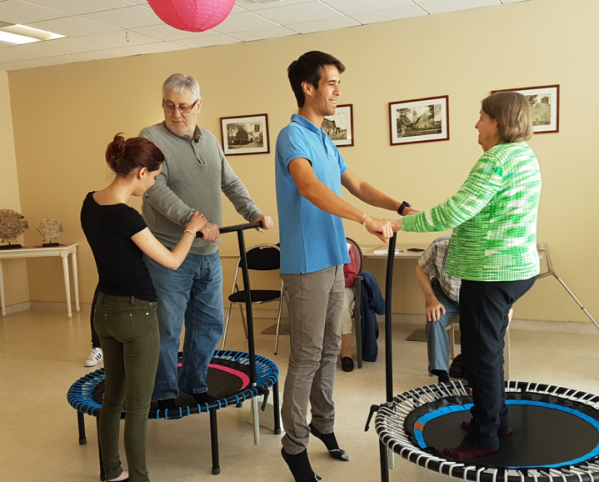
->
[147,0,235,33]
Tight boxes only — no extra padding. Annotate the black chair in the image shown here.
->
[346,237,365,369]
[221,244,284,350]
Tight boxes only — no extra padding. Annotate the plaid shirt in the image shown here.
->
[418,235,460,303]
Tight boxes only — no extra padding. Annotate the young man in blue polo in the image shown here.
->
[275,50,417,482]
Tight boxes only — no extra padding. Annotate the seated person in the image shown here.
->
[415,235,460,384]
[340,243,358,372]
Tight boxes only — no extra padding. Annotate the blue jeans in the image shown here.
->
[144,251,224,400]
[426,279,460,373]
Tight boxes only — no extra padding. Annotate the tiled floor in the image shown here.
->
[1,308,598,482]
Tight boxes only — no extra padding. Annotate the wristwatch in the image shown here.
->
[397,201,411,216]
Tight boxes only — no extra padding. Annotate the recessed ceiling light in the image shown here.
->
[0,23,65,45]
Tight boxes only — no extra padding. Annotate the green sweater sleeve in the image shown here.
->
[403,151,503,233]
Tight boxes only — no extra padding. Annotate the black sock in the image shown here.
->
[281,448,316,482]
[309,423,350,461]
[431,370,450,383]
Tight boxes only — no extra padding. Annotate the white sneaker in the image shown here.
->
[85,347,103,367]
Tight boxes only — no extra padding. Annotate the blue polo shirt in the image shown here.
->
[275,114,350,274]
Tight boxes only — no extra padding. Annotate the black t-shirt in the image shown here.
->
[81,192,156,301]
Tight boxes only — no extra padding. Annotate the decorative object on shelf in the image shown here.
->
[147,0,235,32]
[220,114,270,156]
[0,209,28,249]
[38,218,63,247]
[389,95,449,146]
[324,104,354,147]
[492,85,560,134]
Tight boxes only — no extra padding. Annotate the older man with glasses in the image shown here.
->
[140,73,273,410]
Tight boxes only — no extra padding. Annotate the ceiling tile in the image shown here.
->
[172,34,240,49]
[227,25,298,42]
[235,0,315,11]
[0,59,49,70]
[0,44,58,61]
[287,16,360,34]
[351,5,428,24]
[73,48,134,60]
[131,24,219,41]
[28,16,121,37]
[83,5,161,29]
[122,41,188,55]
[79,29,159,47]
[0,0,69,23]
[212,11,278,34]
[29,37,108,54]
[416,0,499,15]
[322,0,415,16]
[256,1,342,24]
[501,0,528,2]
[22,0,137,15]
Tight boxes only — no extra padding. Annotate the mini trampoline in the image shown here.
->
[366,233,599,482]
[67,222,281,477]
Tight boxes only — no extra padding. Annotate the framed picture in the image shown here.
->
[323,104,353,147]
[492,85,559,134]
[220,114,270,156]
[389,96,449,146]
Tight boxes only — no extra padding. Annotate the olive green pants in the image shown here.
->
[94,292,160,482]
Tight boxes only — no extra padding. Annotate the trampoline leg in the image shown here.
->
[209,408,220,475]
[251,397,260,445]
[96,415,105,481]
[387,448,396,470]
[77,411,87,445]
[273,381,281,435]
[379,441,390,482]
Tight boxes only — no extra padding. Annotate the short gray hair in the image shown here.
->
[482,91,533,143]
[162,73,201,101]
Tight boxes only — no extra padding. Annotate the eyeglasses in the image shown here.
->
[162,99,198,114]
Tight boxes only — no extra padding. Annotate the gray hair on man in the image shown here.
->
[162,73,201,101]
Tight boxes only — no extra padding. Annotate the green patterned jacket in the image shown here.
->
[402,142,541,281]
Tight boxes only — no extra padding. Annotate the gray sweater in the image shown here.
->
[140,122,262,255]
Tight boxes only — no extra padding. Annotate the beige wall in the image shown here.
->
[0,71,29,307]
[6,0,598,323]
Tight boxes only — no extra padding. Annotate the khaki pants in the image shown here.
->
[281,265,344,454]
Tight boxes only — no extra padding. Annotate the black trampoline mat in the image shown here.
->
[422,404,599,468]
[93,359,253,407]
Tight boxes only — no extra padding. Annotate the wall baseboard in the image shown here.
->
[241,309,599,336]
[1,301,30,315]
[9,303,597,336]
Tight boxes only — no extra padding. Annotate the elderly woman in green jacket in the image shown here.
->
[395,91,541,460]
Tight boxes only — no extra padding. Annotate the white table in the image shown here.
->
[0,243,80,318]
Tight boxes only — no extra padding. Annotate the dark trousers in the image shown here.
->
[460,277,536,448]
[90,285,101,349]
[94,293,160,482]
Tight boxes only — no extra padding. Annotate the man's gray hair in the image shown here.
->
[162,73,201,101]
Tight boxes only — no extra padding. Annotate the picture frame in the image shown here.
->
[389,95,449,146]
[323,104,354,147]
[220,114,270,156]
[491,85,559,134]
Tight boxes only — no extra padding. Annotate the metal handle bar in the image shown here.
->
[196,221,263,238]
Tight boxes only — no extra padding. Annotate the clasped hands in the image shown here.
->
[365,217,403,243]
